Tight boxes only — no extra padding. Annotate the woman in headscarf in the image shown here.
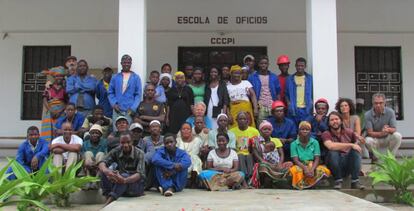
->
[289,121,331,190]
[249,120,293,188]
[166,72,194,134]
[226,65,258,128]
[40,66,67,141]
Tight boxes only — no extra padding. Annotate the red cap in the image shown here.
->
[277,55,290,65]
[314,98,329,109]
[271,100,286,110]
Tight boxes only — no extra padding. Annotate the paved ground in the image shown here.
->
[102,189,392,211]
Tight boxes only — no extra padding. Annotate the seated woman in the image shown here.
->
[176,122,204,188]
[249,120,293,188]
[289,121,331,190]
[199,133,245,191]
[208,113,236,150]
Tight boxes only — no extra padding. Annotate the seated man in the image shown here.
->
[267,100,297,160]
[306,98,330,161]
[7,126,49,179]
[107,116,130,151]
[81,124,107,189]
[152,133,191,197]
[80,105,112,139]
[54,103,85,137]
[321,111,364,190]
[130,122,154,164]
[51,122,83,173]
[98,132,145,206]
[364,93,402,162]
[185,102,214,129]
[143,120,164,150]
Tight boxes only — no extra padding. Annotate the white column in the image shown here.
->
[118,0,147,81]
[306,0,339,109]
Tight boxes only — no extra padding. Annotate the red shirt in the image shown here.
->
[278,74,288,103]
[321,128,357,153]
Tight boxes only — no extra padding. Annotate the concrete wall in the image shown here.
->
[1,0,414,137]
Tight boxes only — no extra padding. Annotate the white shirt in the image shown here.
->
[227,80,253,102]
[51,135,83,159]
[207,149,238,169]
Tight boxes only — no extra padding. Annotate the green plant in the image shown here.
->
[48,159,99,207]
[0,160,49,211]
[369,150,414,206]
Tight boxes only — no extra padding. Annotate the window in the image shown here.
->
[355,46,403,120]
[21,46,71,120]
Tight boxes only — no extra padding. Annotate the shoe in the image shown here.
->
[164,189,174,197]
[333,181,342,189]
[158,186,164,195]
[351,182,365,190]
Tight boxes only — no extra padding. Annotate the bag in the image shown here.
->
[212,106,222,118]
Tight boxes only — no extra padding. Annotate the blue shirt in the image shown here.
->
[285,72,313,117]
[248,71,281,101]
[16,138,49,169]
[66,75,97,110]
[96,79,113,118]
[135,138,155,163]
[108,72,142,112]
[306,115,329,139]
[55,112,85,131]
[81,138,108,156]
[151,147,191,171]
[267,116,297,139]
[155,85,167,103]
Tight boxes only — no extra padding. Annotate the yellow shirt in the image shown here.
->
[230,127,260,155]
[295,75,306,108]
[271,137,283,149]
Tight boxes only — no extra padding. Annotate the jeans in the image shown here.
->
[100,172,144,200]
[326,149,361,182]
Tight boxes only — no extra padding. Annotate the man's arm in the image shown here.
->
[51,143,81,153]
[323,140,361,153]
[34,141,50,160]
[152,150,175,170]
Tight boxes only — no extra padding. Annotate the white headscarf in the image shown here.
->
[159,73,172,87]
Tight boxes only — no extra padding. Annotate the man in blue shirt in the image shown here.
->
[267,100,297,160]
[7,126,49,179]
[96,67,114,118]
[54,103,85,137]
[66,59,97,117]
[108,54,142,126]
[152,133,191,197]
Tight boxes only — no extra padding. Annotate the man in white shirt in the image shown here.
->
[51,122,83,173]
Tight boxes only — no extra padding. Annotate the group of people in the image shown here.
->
[7,53,403,206]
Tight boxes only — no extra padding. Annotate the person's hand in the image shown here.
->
[163,171,173,179]
[113,104,121,113]
[253,107,259,118]
[95,119,104,125]
[357,134,366,144]
[31,157,39,170]
[304,167,313,177]
[315,114,323,122]
[222,168,231,174]
[174,163,183,172]
[352,144,362,154]
[228,115,234,125]
[45,81,53,89]
[202,128,209,134]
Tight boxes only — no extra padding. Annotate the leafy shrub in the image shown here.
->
[369,150,414,206]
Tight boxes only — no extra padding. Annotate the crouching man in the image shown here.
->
[152,133,191,197]
[51,122,83,173]
[98,132,145,206]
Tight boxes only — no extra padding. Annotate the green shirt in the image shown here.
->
[290,138,320,162]
[81,138,108,157]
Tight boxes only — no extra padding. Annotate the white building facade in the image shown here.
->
[0,0,413,141]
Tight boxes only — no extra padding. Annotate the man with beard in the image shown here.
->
[98,132,145,206]
[152,134,191,197]
[96,67,114,118]
[321,111,364,190]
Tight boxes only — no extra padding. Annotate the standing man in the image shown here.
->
[248,55,281,125]
[108,54,142,125]
[98,132,145,206]
[152,133,191,197]
[276,55,290,104]
[6,126,49,179]
[65,56,78,77]
[66,59,97,117]
[243,54,256,76]
[51,122,83,173]
[96,67,114,118]
[321,111,364,189]
[285,57,313,125]
[365,93,402,162]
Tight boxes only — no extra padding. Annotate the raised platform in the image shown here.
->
[103,189,392,211]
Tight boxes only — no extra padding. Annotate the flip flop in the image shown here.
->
[164,190,174,197]
[158,186,164,195]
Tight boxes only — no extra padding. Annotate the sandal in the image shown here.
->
[164,190,174,197]
[158,186,164,195]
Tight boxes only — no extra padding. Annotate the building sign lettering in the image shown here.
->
[177,16,267,24]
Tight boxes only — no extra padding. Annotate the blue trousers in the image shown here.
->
[326,149,361,181]
[155,167,187,192]
[289,107,312,125]
[101,173,144,200]
[6,165,32,180]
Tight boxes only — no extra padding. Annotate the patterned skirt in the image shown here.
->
[289,161,331,190]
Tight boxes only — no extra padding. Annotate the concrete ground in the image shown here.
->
[103,189,392,211]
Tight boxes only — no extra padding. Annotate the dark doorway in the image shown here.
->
[354,46,403,120]
[178,46,267,74]
[21,46,71,120]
